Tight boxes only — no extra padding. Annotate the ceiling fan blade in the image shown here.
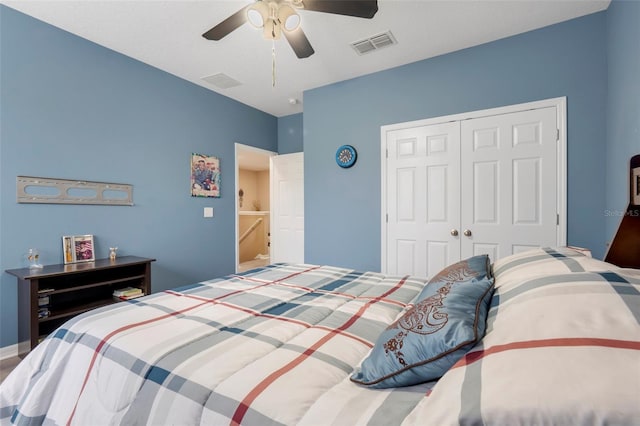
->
[202,6,249,40]
[300,0,378,19]
[284,27,315,59]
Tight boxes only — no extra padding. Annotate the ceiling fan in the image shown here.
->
[202,0,379,59]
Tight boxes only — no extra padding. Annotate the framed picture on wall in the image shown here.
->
[191,153,221,198]
[62,234,95,264]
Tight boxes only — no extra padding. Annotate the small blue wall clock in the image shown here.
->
[336,145,357,168]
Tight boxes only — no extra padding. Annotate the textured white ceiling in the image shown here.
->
[2,0,610,117]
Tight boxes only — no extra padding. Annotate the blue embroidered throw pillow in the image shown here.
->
[350,255,494,388]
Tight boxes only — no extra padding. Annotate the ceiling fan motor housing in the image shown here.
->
[247,1,301,40]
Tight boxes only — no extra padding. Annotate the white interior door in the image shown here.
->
[270,153,304,264]
[460,107,559,260]
[385,122,461,277]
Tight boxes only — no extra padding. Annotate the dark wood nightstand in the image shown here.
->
[5,256,155,357]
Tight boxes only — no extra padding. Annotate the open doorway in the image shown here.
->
[235,143,277,273]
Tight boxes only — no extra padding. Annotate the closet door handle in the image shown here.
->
[463,229,472,237]
[450,229,459,236]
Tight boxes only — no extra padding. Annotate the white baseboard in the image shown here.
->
[0,344,19,360]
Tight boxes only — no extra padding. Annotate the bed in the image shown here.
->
[1,247,639,425]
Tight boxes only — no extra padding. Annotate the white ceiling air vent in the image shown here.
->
[351,30,397,55]
[202,73,242,89]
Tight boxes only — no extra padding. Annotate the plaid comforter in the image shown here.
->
[2,249,639,425]
[1,264,434,425]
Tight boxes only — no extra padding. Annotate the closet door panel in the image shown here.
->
[460,106,558,259]
[386,122,460,278]
[473,161,499,224]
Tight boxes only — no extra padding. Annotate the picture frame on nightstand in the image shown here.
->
[62,234,95,264]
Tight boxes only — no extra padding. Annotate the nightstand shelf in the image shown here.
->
[39,297,118,322]
[42,274,147,295]
[5,256,155,357]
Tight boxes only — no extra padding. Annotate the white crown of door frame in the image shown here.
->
[380,97,567,274]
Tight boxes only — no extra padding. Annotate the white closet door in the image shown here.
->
[386,122,461,277]
[460,106,558,260]
[270,153,304,264]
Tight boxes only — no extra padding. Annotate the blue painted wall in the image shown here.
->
[0,6,277,348]
[277,113,304,154]
[304,12,608,271]
[605,0,640,243]
[2,3,636,350]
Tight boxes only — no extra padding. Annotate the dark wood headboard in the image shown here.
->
[605,154,640,268]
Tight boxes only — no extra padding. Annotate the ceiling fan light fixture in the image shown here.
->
[247,2,268,28]
[278,5,300,32]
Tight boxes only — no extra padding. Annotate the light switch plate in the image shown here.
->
[204,207,214,218]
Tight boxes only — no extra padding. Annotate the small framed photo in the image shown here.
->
[62,234,95,264]
[191,153,221,198]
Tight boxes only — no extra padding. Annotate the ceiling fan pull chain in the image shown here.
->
[272,40,276,88]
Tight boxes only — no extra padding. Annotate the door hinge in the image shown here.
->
[386,148,389,158]
[386,213,388,223]
[556,129,560,141]
[557,214,560,225]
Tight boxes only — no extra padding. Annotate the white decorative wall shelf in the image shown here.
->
[16,176,133,206]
